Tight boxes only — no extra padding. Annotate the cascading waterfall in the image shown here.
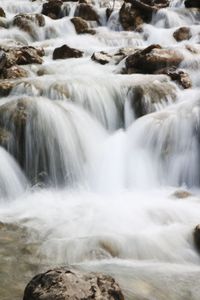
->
[0,0,200,299]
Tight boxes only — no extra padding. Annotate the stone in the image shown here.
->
[173,27,192,42]
[0,81,14,97]
[0,7,5,18]
[74,4,99,22]
[125,44,183,74]
[194,225,200,253]
[23,268,124,300]
[1,65,28,79]
[53,44,83,59]
[91,51,112,64]
[42,0,63,19]
[155,67,192,89]
[0,51,7,71]
[71,17,95,34]
[185,0,200,8]
[171,190,192,199]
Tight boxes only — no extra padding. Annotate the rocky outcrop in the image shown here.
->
[71,17,95,34]
[184,0,200,8]
[23,268,124,300]
[74,4,99,22]
[42,0,63,19]
[53,44,83,59]
[125,44,183,74]
[173,27,192,42]
[194,225,200,253]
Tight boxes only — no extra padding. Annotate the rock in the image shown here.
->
[0,51,7,71]
[185,0,200,8]
[53,44,83,59]
[74,4,99,22]
[0,7,6,18]
[13,14,45,39]
[173,27,192,42]
[1,65,28,79]
[91,51,112,64]
[0,81,14,97]
[0,46,43,67]
[194,225,200,253]
[171,190,192,199]
[119,3,144,31]
[71,17,95,34]
[127,77,176,118]
[23,268,124,300]
[125,44,183,74]
[156,68,192,89]
[42,0,63,19]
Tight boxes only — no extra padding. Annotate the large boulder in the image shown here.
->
[184,0,200,8]
[74,4,99,22]
[125,44,183,74]
[23,268,124,300]
[42,0,63,19]
[53,44,83,59]
[71,17,95,34]
[173,27,192,42]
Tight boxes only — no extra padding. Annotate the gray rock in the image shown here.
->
[23,268,124,300]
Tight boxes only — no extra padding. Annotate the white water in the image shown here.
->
[0,0,200,299]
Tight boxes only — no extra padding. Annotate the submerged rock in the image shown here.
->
[155,68,192,89]
[173,27,192,42]
[71,17,95,34]
[53,44,83,59]
[171,190,192,199]
[23,268,124,300]
[74,4,99,22]
[91,51,112,64]
[125,44,183,74]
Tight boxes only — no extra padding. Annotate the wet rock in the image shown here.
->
[0,46,43,67]
[1,65,28,79]
[0,51,7,71]
[155,67,192,89]
[173,27,192,42]
[194,225,200,253]
[119,3,144,31]
[13,13,45,28]
[125,44,183,74]
[91,51,112,64]
[0,7,6,18]
[0,81,14,97]
[23,268,124,300]
[185,0,200,8]
[74,4,99,22]
[53,44,83,59]
[71,17,95,34]
[42,0,63,19]
[171,190,192,199]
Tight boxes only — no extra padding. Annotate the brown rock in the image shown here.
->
[13,14,45,39]
[185,0,200,8]
[42,0,63,19]
[171,190,192,199]
[158,68,192,89]
[125,44,183,74]
[0,7,6,18]
[0,81,14,97]
[71,17,95,34]
[1,65,28,79]
[119,3,144,31]
[23,268,124,300]
[74,4,99,22]
[173,27,192,42]
[53,44,83,59]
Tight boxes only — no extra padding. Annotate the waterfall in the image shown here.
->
[0,0,200,299]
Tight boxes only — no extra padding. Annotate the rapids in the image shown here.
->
[0,0,200,299]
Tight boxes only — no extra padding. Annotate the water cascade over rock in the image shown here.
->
[0,0,200,299]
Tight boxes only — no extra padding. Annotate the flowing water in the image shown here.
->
[0,0,200,299]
